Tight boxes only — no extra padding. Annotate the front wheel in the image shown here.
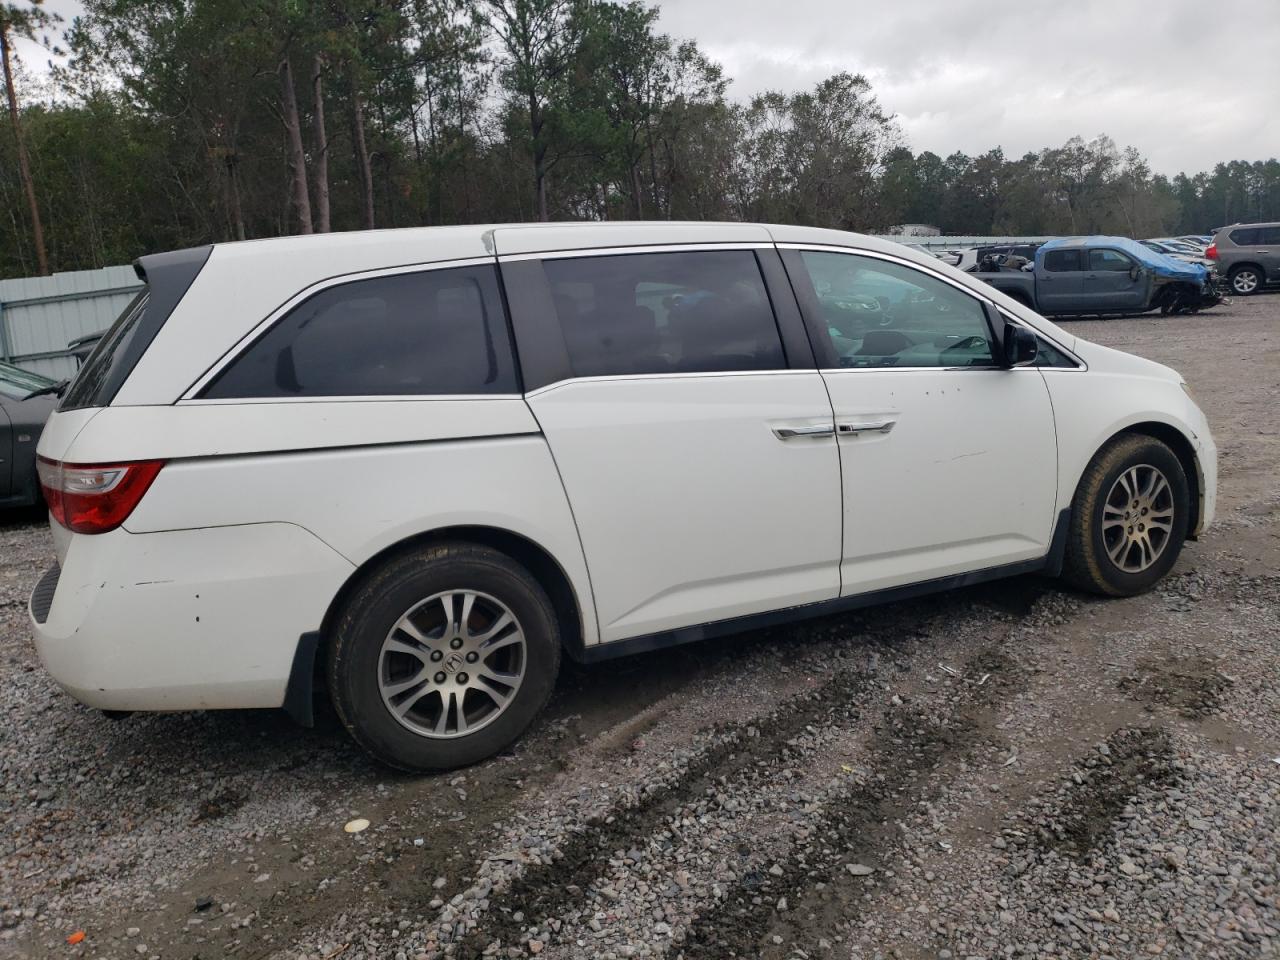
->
[327,543,561,771]
[1062,435,1190,596]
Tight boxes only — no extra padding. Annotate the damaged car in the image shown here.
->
[975,236,1227,317]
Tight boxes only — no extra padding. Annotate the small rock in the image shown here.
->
[846,863,875,877]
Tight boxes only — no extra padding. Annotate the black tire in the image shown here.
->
[327,542,560,771]
[1062,435,1190,597]
[1229,265,1263,296]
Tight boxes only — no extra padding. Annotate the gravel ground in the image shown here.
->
[1,294,1278,960]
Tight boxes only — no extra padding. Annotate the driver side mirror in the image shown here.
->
[1128,265,1142,282]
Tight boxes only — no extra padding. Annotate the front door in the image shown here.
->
[782,247,1059,594]
[511,248,843,643]
[1082,247,1148,312]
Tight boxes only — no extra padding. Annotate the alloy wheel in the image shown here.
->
[1102,464,1176,574]
[378,590,526,738]
[1232,270,1259,295]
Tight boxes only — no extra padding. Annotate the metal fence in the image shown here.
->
[0,235,1055,380]
[0,266,144,380]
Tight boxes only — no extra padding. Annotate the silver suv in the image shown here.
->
[1208,222,1280,295]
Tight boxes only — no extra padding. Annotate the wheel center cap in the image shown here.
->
[443,652,465,675]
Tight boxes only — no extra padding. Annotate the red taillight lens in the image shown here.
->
[36,457,165,534]
[1205,243,1217,260]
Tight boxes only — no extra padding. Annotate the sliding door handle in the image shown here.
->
[837,419,896,437]
[772,423,835,440]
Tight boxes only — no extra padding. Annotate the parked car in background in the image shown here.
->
[30,223,1217,770]
[1207,222,1280,295]
[0,362,59,508]
[975,236,1224,316]
[1139,239,1213,267]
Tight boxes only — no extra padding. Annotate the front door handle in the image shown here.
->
[837,419,896,437]
[772,423,835,440]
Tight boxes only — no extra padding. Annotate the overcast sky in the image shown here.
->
[12,0,1278,175]
[655,0,1279,175]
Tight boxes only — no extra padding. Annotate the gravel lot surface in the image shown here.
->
[2,294,1277,960]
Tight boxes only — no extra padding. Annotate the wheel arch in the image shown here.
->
[1087,421,1204,539]
[1227,261,1265,283]
[318,525,589,674]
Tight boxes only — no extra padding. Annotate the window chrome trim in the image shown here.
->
[776,241,1086,370]
[178,393,525,406]
[498,242,774,263]
[524,368,802,399]
[180,255,500,401]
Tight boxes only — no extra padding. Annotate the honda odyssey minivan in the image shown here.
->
[30,222,1216,770]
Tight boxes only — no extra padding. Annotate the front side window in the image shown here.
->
[1043,249,1082,272]
[542,251,785,377]
[1089,249,1134,272]
[798,251,995,368]
[202,266,517,398]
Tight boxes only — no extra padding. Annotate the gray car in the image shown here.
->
[1209,222,1280,295]
[0,362,58,508]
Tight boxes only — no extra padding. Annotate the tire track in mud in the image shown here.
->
[453,656,889,958]
[449,594,1026,957]
[673,649,1024,960]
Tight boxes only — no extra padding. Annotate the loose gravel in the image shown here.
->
[1,294,1278,959]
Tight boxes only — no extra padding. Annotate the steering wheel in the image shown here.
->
[940,335,988,354]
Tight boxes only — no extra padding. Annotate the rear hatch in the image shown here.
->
[37,247,211,564]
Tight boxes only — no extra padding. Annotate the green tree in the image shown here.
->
[1,0,60,274]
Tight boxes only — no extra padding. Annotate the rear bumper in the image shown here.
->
[29,522,353,712]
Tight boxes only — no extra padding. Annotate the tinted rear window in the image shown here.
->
[1043,250,1082,272]
[1229,228,1259,246]
[61,291,150,411]
[202,265,518,399]
[542,251,785,377]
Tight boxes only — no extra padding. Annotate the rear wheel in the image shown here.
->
[1229,265,1262,296]
[327,543,560,771]
[1062,435,1190,596]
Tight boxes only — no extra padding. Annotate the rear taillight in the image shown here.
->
[36,457,165,534]
[1205,243,1217,260]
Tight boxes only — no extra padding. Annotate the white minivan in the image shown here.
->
[30,222,1216,770]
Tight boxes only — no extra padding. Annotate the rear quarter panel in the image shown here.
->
[99,401,601,646]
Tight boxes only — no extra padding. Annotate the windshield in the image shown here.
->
[0,361,56,400]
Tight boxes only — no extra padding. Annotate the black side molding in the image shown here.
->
[1043,507,1072,577]
[567,508,1073,665]
[283,631,320,727]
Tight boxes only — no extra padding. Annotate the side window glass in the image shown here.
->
[1089,249,1133,272]
[798,251,995,369]
[1043,250,1082,272]
[542,251,785,377]
[1230,229,1258,246]
[202,266,517,398]
[1259,227,1280,245]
